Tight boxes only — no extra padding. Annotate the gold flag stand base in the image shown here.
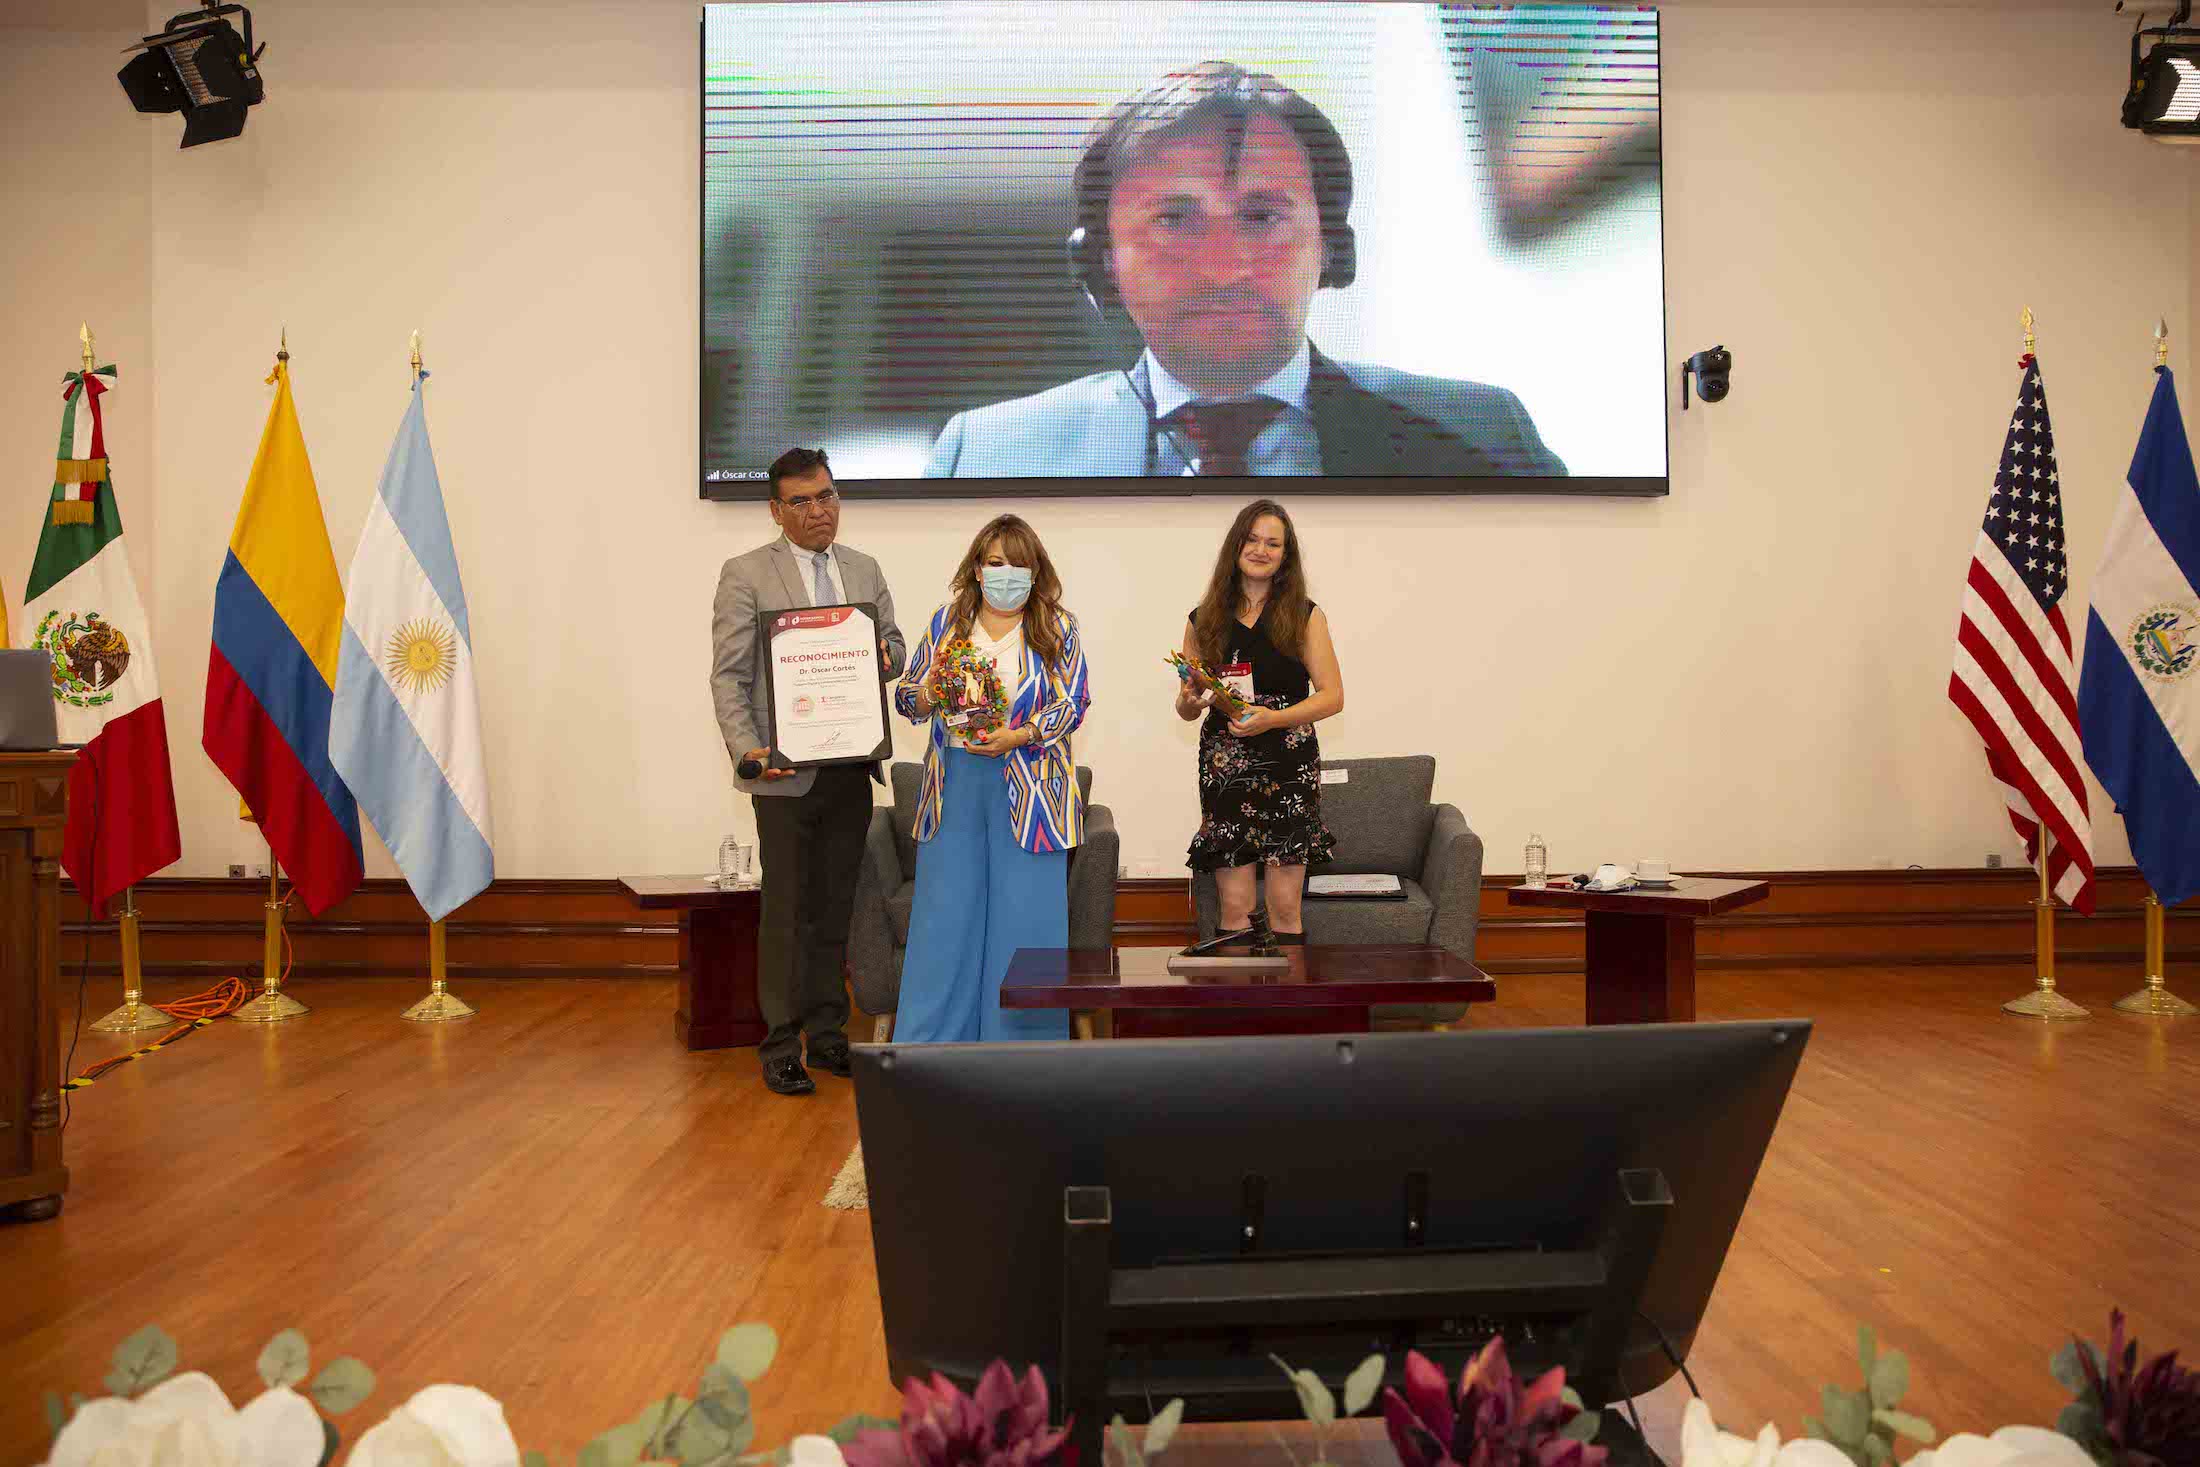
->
[401,920,473,1023]
[2113,895,2196,1016]
[2004,850,2088,1020]
[90,894,169,1032]
[231,874,306,1022]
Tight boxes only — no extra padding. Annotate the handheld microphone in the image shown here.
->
[737,754,764,779]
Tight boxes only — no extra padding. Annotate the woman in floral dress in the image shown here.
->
[1175,499,1344,941]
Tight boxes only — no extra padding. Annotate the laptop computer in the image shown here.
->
[0,650,61,751]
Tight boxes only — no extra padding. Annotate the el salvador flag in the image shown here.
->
[2078,367,2200,905]
[330,370,495,922]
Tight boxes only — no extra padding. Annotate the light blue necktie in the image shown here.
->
[810,549,834,605]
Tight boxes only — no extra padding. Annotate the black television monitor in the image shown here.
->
[854,1021,1808,1422]
[701,2,1665,499]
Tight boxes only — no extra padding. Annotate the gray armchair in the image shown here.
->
[1191,754,1483,1026]
[847,761,1119,1039]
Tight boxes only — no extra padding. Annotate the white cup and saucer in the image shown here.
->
[1633,858,1678,889]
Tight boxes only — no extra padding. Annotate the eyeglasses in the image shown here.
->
[780,486,840,514]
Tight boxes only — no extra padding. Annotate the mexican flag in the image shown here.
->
[23,365,182,915]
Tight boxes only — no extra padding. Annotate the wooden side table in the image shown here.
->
[619,877,766,1050]
[1506,876,1771,1024]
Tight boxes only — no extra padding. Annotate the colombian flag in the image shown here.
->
[202,358,363,915]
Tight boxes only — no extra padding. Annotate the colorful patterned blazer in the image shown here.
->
[894,601,1091,853]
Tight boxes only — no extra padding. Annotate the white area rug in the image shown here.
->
[822,1142,867,1210]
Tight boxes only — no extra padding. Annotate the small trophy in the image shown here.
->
[1166,905,1294,976]
[929,639,1010,747]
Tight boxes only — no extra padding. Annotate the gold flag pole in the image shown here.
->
[233,853,307,1021]
[2116,891,2197,1015]
[75,322,162,1037]
[398,329,474,1026]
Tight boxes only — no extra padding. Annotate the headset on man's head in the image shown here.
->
[1064,60,1358,317]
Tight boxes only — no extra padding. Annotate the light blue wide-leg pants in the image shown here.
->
[894,748,1071,1043]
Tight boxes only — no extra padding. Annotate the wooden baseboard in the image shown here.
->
[58,869,2196,982]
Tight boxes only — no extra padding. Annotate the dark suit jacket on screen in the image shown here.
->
[923,348,1566,479]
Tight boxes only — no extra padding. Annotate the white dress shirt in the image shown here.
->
[782,535,847,606]
[1143,342,1320,477]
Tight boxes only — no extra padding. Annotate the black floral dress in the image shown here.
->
[1185,603,1337,872]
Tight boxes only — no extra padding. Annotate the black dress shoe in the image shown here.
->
[808,1044,852,1078]
[763,1056,815,1096]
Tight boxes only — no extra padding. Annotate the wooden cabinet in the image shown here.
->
[0,752,72,1222]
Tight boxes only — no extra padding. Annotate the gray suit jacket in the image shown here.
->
[711,538,907,799]
[925,349,1565,479]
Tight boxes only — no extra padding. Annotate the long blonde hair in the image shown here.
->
[1193,500,1309,665]
[946,515,1068,667]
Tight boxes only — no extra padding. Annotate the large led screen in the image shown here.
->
[702,3,1665,496]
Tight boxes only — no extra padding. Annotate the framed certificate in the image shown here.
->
[759,602,892,768]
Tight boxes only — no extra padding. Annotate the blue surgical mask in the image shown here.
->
[981,565,1033,612]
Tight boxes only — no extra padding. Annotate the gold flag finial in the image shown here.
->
[2021,306,2035,354]
[277,325,289,365]
[2156,317,2170,368]
[409,328,423,381]
[79,322,95,373]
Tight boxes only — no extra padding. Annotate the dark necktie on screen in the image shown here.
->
[1169,399,1283,476]
[811,550,835,605]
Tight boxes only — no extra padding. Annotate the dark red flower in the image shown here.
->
[2078,1311,2200,1467]
[1382,1340,1607,1467]
[844,1363,1076,1467]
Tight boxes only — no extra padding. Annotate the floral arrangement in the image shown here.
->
[1164,651,1250,719]
[928,639,1011,745]
[35,1310,2194,1467]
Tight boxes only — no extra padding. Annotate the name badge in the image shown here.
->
[1219,661,1254,706]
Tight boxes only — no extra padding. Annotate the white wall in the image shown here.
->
[2,1,2188,888]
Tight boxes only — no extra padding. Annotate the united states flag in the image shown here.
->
[1948,355,2096,913]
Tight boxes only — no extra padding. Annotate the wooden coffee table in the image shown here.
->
[1001,944,1495,1039]
[1505,877,1771,1024]
[618,876,765,1050]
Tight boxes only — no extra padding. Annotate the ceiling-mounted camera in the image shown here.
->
[1680,346,1731,410]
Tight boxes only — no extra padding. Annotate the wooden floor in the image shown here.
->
[2,964,2194,1467]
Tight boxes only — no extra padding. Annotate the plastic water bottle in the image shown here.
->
[1524,833,1548,889]
[719,835,741,888]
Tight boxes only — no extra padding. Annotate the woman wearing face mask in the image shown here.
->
[1176,499,1343,942]
[892,515,1091,1042]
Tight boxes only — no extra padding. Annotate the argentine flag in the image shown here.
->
[2078,367,2200,905]
[330,371,494,921]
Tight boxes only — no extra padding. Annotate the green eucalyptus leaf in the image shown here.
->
[601,1420,651,1467]
[1144,1399,1186,1456]
[1112,1413,1146,1467]
[317,1417,341,1467]
[43,1392,66,1441]
[717,1326,780,1383]
[524,1454,551,1467]
[1344,1357,1386,1419]
[105,1325,179,1397]
[69,1394,87,1416]
[1873,1409,1935,1444]
[701,1365,749,1403]
[1286,1367,1336,1427]
[1822,1386,1870,1445]
[309,1358,376,1415]
[579,1440,612,1467]
[826,1415,899,1445]
[2051,1341,2091,1397]
[2057,1401,2107,1447]
[1803,1417,1828,1442]
[1859,1326,1878,1379]
[1560,1412,1601,1444]
[1868,1351,1910,1408]
[259,1329,311,1390]
[668,1405,737,1465]
[1862,1436,1890,1467]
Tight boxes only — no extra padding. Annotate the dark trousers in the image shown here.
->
[752,763,870,1064]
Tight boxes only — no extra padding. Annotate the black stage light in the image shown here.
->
[2122,3,2200,142]
[118,3,265,149]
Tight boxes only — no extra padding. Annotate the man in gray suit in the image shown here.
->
[712,447,906,1096]
[926,61,1564,481]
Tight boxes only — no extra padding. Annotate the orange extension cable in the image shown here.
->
[62,912,296,1091]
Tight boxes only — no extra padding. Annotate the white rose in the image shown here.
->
[791,1436,850,1467]
[45,1374,323,1467]
[1906,1427,2097,1467]
[348,1385,520,1467]
[1681,1399,1856,1467]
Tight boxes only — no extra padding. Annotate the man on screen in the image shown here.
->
[924,61,1565,480]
